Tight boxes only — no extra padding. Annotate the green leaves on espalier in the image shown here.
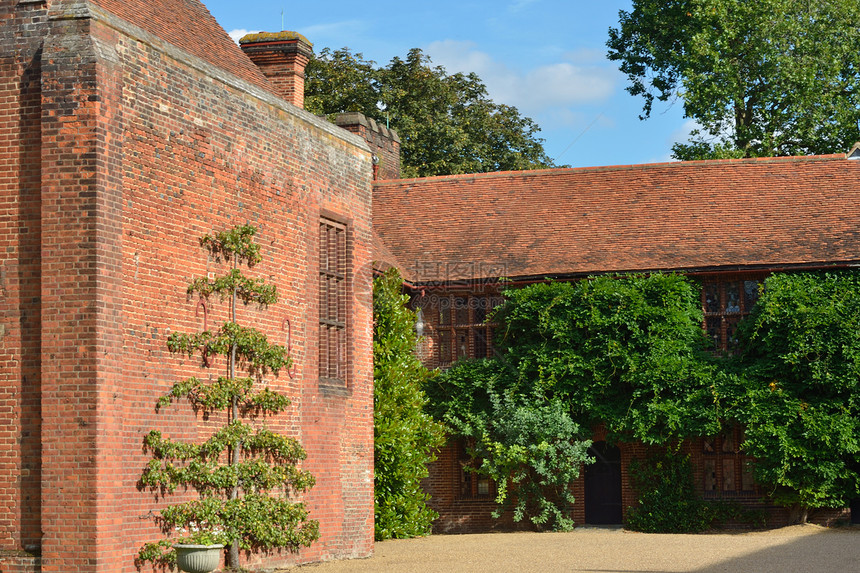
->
[200,224,263,266]
[138,494,320,563]
[142,421,314,494]
[167,322,290,376]
[188,268,277,307]
[156,376,291,414]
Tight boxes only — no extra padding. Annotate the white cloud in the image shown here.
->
[298,20,366,44]
[228,29,260,44]
[509,0,540,12]
[229,21,366,50]
[424,40,614,116]
[670,119,700,147]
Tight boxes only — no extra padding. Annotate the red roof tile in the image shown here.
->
[91,0,273,93]
[373,155,860,283]
[372,228,403,274]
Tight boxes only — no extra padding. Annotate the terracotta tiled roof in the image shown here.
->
[91,0,273,93]
[373,155,860,284]
[372,228,403,274]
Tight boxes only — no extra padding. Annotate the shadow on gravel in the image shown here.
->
[692,527,859,573]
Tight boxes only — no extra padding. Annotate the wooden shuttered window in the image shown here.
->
[319,218,347,385]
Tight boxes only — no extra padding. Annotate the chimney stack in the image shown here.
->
[240,31,313,109]
[335,113,402,180]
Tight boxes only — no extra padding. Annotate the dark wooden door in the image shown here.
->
[584,441,622,524]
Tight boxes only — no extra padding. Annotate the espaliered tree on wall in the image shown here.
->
[138,225,319,569]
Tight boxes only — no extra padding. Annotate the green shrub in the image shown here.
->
[433,360,592,531]
[733,271,860,520]
[373,269,445,540]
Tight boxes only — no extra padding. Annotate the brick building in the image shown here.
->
[373,150,860,532]
[1,1,379,571]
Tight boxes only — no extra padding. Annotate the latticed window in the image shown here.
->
[457,439,495,499]
[702,278,763,353]
[702,427,756,498]
[435,294,499,367]
[319,218,347,385]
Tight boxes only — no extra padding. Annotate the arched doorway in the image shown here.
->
[584,441,622,524]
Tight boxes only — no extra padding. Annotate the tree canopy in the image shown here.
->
[607,0,860,160]
[305,47,556,177]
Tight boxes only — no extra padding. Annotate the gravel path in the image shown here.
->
[282,525,859,573]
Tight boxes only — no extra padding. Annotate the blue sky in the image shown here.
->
[205,0,695,168]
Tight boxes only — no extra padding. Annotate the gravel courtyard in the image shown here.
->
[283,524,859,573]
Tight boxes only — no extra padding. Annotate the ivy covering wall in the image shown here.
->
[430,272,860,529]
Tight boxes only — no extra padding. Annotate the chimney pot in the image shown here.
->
[240,31,313,109]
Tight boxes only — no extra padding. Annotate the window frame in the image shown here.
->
[431,293,499,368]
[701,426,757,498]
[701,276,765,353]
[318,215,349,387]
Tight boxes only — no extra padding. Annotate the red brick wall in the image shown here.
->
[426,434,849,534]
[1,2,374,572]
[0,0,48,566]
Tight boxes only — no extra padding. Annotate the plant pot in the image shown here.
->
[173,544,224,573]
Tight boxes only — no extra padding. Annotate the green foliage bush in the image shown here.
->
[373,269,445,540]
[495,275,723,444]
[138,226,318,568]
[431,274,726,530]
[732,272,860,519]
[433,360,591,531]
[431,271,860,528]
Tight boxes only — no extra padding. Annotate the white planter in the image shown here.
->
[173,544,224,573]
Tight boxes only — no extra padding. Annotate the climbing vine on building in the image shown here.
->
[732,271,860,523]
[430,359,591,531]
[430,274,727,530]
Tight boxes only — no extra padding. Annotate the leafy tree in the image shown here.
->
[306,47,556,177]
[373,268,445,540]
[733,272,860,522]
[138,225,318,568]
[607,0,860,159]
